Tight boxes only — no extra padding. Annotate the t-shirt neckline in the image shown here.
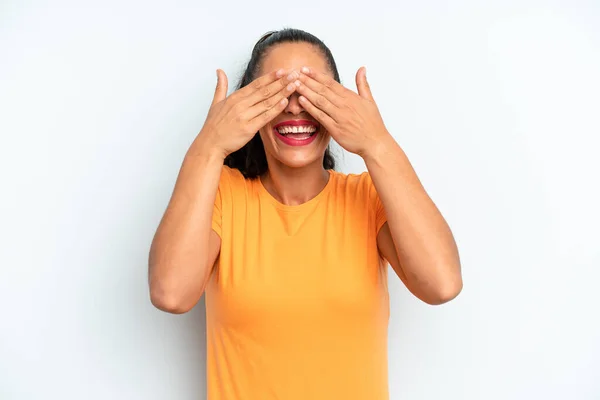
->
[258,169,335,212]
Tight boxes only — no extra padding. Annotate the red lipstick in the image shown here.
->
[273,119,319,129]
[273,119,320,147]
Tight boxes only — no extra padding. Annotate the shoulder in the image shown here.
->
[328,170,382,212]
[220,164,244,180]
[218,165,251,188]
[329,169,378,197]
[216,165,256,205]
[330,169,387,230]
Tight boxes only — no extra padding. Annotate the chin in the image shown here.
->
[275,150,324,169]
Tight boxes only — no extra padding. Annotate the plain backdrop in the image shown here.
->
[1,1,599,399]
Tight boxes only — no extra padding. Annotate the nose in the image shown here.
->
[284,92,305,115]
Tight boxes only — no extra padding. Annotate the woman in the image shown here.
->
[149,28,462,400]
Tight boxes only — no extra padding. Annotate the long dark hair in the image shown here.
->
[224,28,339,179]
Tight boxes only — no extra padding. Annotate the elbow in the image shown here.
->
[149,281,197,314]
[424,278,463,305]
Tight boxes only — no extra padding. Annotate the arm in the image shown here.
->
[148,68,300,313]
[148,146,223,314]
[294,66,462,305]
[365,138,462,305]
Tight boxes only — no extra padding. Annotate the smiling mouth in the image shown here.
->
[272,120,320,142]
[275,124,318,139]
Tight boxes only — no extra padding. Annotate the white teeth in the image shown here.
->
[276,125,317,135]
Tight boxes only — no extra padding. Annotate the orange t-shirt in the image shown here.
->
[206,165,389,400]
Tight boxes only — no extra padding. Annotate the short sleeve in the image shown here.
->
[375,193,387,234]
[211,167,228,239]
[212,187,222,238]
[366,172,387,234]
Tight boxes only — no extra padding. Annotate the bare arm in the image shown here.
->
[294,66,462,305]
[368,140,463,305]
[148,147,223,314]
[148,68,301,313]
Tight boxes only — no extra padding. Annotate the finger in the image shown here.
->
[355,66,374,100]
[243,70,300,109]
[295,80,341,121]
[300,66,346,96]
[237,68,289,98]
[247,96,291,132]
[212,69,228,105]
[297,70,344,107]
[243,78,299,121]
[298,94,337,131]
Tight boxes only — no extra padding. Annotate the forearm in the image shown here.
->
[148,139,224,312]
[363,134,462,301]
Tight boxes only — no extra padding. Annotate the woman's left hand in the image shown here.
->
[296,66,391,158]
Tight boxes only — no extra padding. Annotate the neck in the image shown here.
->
[261,160,330,206]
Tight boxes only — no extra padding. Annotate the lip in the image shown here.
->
[273,119,319,129]
[272,119,320,147]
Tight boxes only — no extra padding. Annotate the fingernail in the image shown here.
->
[287,71,298,81]
[276,69,285,78]
[301,67,310,74]
[287,83,295,91]
[294,80,301,87]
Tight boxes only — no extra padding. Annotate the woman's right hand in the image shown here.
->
[193,68,300,158]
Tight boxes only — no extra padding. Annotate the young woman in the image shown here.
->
[149,28,462,400]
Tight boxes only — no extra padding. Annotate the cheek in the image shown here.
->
[258,127,275,148]
[319,130,332,144]
[258,124,270,137]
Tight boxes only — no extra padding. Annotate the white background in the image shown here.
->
[1,1,599,399]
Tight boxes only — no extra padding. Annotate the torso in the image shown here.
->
[206,166,389,400]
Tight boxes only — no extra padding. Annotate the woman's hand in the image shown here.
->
[192,68,301,158]
[295,66,391,159]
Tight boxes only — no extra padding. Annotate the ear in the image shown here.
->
[355,66,373,100]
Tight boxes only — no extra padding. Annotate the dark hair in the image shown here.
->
[224,28,339,179]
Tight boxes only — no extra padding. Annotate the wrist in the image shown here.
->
[360,131,397,164]
[187,132,227,163]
